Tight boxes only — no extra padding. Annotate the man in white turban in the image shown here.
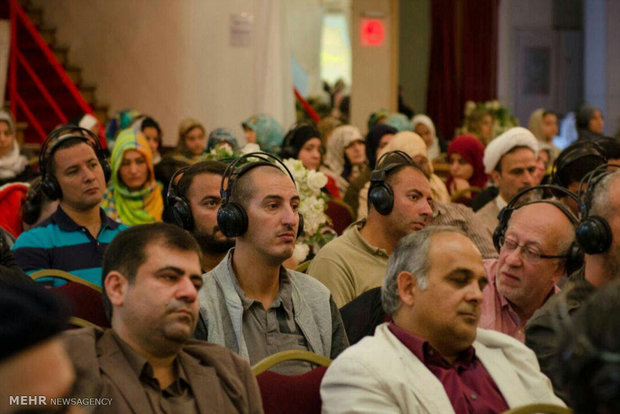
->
[475,127,539,238]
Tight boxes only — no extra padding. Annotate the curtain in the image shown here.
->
[426,0,499,141]
[254,0,296,133]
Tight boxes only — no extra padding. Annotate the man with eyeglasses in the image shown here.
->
[480,202,576,342]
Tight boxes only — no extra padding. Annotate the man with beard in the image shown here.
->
[63,223,262,413]
[475,127,539,239]
[166,161,235,272]
[526,168,620,401]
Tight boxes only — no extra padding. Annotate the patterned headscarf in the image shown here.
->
[102,129,163,225]
[241,114,284,154]
[324,125,364,176]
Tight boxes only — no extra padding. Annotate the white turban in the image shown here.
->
[483,127,539,174]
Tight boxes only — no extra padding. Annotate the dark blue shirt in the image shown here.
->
[12,206,128,286]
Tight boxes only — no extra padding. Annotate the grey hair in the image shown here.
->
[590,170,620,220]
[381,225,466,316]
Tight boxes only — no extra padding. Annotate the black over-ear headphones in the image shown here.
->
[575,163,620,254]
[551,140,607,187]
[368,150,416,216]
[166,166,193,230]
[217,152,304,238]
[493,184,584,273]
[39,124,111,200]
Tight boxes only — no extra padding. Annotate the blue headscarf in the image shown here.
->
[241,114,284,154]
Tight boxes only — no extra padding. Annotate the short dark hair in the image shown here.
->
[367,157,429,212]
[176,160,227,199]
[101,223,202,320]
[494,145,534,173]
[229,162,287,208]
[48,136,93,176]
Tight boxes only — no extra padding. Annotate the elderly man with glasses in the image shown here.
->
[480,201,577,342]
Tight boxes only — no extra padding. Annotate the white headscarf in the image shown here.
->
[324,125,364,176]
[412,114,441,160]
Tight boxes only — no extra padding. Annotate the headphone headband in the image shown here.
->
[166,166,191,206]
[220,152,297,203]
[493,184,584,273]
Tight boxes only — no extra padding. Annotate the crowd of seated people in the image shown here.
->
[2,100,620,414]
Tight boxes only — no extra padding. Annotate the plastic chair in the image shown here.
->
[325,199,354,235]
[501,403,573,414]
[30,269,109,328]
[252,350,332,414]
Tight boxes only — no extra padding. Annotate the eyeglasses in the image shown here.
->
[499,237,567,263]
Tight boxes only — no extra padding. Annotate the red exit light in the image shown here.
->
[360,18,385,47]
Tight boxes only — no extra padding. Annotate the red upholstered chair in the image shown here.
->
[325,199,354,235]
[252,350,332,414]
[30,269,110,329]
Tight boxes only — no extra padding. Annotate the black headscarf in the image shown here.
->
[365,124,398,168]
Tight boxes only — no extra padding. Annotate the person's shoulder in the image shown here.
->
[476,327,526,349]
[183,339,251,374]
[12,218,56,249]
[288,268,331,293]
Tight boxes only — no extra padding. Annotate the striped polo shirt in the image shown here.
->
[12,206,128,286]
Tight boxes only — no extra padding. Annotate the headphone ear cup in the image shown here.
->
[170,196,194,230]
[297,213,304,238]
[40,175,61,200]
[368,183,394,215]
[576,215,612,255]
[100,158,112,182]
[217,202,248,238]
[492,207,511,253]
[565,242,585,275]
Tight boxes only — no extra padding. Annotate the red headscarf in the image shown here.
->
[447,135,488,190]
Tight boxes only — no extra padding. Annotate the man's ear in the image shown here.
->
[397,271,418,307]
[104,271,129,308]
[491,170,501,187]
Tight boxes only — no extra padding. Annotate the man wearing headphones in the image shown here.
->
[308,151,434,307]
[480,188,580,342]
[474,127,539,239]
[165,160,234,272]
[195,155,348,374]
[12,127,127,286]
[526,168,620,401]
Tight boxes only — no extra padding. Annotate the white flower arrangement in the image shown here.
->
[281,158,335,262]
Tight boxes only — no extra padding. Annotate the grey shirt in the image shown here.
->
[231,266,311,374]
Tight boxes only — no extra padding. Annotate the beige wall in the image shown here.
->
[32,0,295,146]
[350,0,399,133]
[398,0,430,115]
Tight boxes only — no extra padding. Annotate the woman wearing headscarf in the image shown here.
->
[206,128,239,152]
[167,118,208,164]
[0,110,35,186]
[241,114,284,154]
[357,131,450,219]
[576,104,605,141]
[365,124,398,169]
[412,114,441,160]
[446,135,488,205]
[322,125,370,197]
[132,116,163,165]
[281,123,340,199]
[102,129,163,225]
